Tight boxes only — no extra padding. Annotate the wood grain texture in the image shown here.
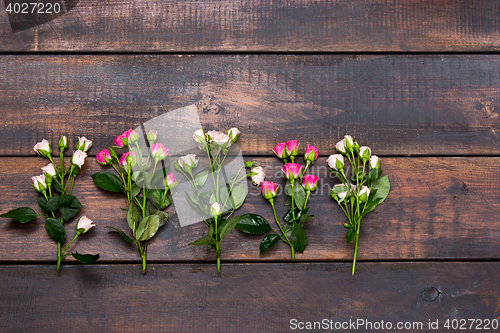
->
[1,0,500,52]
[1,157,499,263]
[2,54,500,156]
[1,263,499,332]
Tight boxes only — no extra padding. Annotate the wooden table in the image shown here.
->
[1,1,500,332]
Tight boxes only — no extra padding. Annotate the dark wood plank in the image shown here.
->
[1,157,499,263]
[1,262,499,332]
[1,0,500,52]
[2,55,500,156]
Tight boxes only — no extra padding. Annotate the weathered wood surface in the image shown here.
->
[2,55,500,157]
[1,157,499,263]
[1,0,500,52]
[1,263,499,332]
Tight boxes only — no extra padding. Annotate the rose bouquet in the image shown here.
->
[327,135,390,275]
[236,141,318,259]
[0,136,99,270]
[178,128,250,273]
[92,129,173,273]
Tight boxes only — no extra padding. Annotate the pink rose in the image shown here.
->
[76,216,95,234]
[281,163,302,180]
[285,140,299,157]
[271,142,289,159]
[72,150,87,168]
[304,144,319,162]
[119,151,136,167]
[96,149,112,165]
[250,166,265,186]
[261,181,278,200]
[302,175,319,191]
[31,174,47,192]
[113,134,127,148]
[127,129,140,144]
[164,173,179,190]
[151,142,170,160]
[33,139,52,157]
[76,136,93,152]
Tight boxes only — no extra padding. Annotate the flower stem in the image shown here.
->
[69,175,76,195]
[59,151,64,175]
[216,242,221,273]
[56,242,62,271]
[352,219,361,275]
[270,199,294,260]
[61,232,80,257]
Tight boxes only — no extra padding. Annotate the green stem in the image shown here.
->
[290,180,296,220]
[61,232,80,257]
[270,199,294,260]
[302,160,311,176]
[304,190,310,208]
[216,241,221,273]
[352,219,361,275]
[59,151,64,176]
[69,175,76,195]
[56,242,62,271]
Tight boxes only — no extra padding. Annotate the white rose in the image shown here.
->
[33,139,52,157]
[370,155,380,169]
[72,150,87,168]
[178,154,198,170]
[359,146,371,162]
[326,154,344,170]
[192,129,206,144]
[207,130,232,148]
[77,136,93,152]
[31,174,47,192]
[227,128,240,142]
[359,185,370,202]
[41,163,57,177]
[251,166,265,186]
[76,216,95,234]
[210,202,221,217]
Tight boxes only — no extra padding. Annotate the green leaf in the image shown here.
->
[46,195,63,212]
[105,226,134,243]
[127,202,140,231]
[235,214,272,234]
[363,175,391,215]
[219,217,239,240]
[293,182,306,210]
[189,235,217,246]
[195,170,209,186]
[62,195,82,209]
[147,189,163,209]
[52,179,63,193]
[59,204,79,222]
[131,185,142,198]
[91,171,124,193]
[260,234,280,254]
[284,195,292,206]
[71,252,99,264]
[366,168,382,181]
[290,224,308,253]
[229,183,246,210]
[285,180,293,196]
[0,207,38,223]
[152,166,169,186]
[155,210,169,227]
[38,196,49,216]
[283,207,310,225]
[45,218,66,243]
[137,215,161,241]
[299,214,313,226]
[346,227,356,245]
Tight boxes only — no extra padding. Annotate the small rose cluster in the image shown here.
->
[239,140,319,259]
[178,128,244,273]
[93,128,174,273]
[327,135,390,275]
[1,136,99,271]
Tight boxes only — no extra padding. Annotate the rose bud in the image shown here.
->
[75,216,95,234]
[58,135,68,149]
[370,155,381,169]
[304,144,319,163]
[210,202,222,217]
[344,135,354,148]
[335,138,347,154]
[96,149,112,165]
[250,166,265,186]
[127,129,140,144]
[33,139,52,157]
[271,142,289,159]
[178,154,199,171]
[281,163,302,180]
[147,130,157,143]
[151,142,170,161]
[285,140,299,157]
[76,136,93,152]
[261,181,279,200]
[207,130,232,148]
[31,174,47,192]
[358,186,370,202]
[164,173,179,190]
[359,146,371,163]
[113,134,127,148]
[192,129,206,144]
[227,128,240,143]
[41,163,57,177]
[119,152,137,168]
[302,175,319,192]
[326,154,344,171]
[72,150,88,168]
[331,184,350,203]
